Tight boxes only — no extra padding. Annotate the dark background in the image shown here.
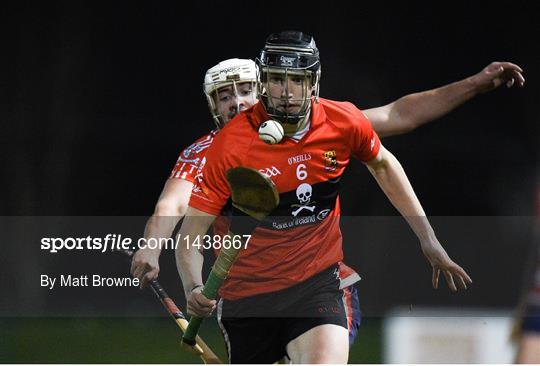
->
[1,1,538,362]
[3,1,538,217]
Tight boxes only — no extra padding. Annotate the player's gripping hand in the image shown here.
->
[420,240,473,292]
[130,248,160,288]
[187,287,217,317]
[470,61,525,93]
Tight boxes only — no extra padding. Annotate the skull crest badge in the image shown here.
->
[291,183,316,217]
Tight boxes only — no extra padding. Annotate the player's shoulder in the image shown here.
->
[319,98,365,120]
[185,129,218,146]
[179,129,218,160]
[213,110,257,145]
[317,98,369,130]
[202,111,257,164]
[195,129,219,142]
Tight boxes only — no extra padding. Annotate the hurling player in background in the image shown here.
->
[516,247,540,363]
[515,186,540,364]
[173,31,523,363]
[131,51,524,353]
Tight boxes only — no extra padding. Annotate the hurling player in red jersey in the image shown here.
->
[174,31,485,363]
[131,60,524,287]
[132,41,524,363]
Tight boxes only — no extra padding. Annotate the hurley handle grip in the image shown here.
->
[183,167,279,347]
[182,246,240,345]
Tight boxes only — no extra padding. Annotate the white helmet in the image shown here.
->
[203,58,257,128]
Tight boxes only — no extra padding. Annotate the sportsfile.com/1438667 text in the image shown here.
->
[40,234,252,253]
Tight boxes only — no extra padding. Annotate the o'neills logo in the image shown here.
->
[288,153,312,165]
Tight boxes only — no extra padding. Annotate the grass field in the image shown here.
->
[0,317,382,363]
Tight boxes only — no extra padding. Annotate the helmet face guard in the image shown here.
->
[203,59,257,129]
[256,31,321,125]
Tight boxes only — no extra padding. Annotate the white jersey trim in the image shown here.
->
[339,272,361,290]
[216,299,231,363]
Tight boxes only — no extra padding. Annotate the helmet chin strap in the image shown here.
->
[282,109,311,137]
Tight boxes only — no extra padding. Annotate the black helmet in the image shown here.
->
[256,31,321,125]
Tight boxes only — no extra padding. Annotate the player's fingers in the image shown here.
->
[132,265,146,281]
[449,265,469,290]
[195,300,217,311]
[443,270,457,292]
[194,294,217,308]
[186,305,209,317]
[486,64,503,75]
[446,261,472,285]
[496,61,523,73]
[492,65,505,74]
[515,72,526,86]
[141,269,158,289]
[506,78,515,88]
[454,266,473,284]
[432,268,440,289]
[187,298,214,317]
[456,275,468,290]
[191,305,214,317]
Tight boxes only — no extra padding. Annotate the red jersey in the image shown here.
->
[170,127,360,290]
[190,99,380,300]
[169,130,218,183]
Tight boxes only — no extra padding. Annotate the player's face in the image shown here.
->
[214,81,257,123]
[266,71,312,115]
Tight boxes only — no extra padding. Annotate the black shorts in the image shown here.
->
[217,264,347,364]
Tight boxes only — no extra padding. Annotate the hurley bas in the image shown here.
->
[41,274,139,290]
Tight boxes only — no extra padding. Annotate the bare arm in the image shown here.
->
[131,178,193,287]
[365,145,472,290]
[364,62,525,137]
[175,206,217,317]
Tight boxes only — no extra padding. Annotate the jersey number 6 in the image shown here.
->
[296,164,308,180]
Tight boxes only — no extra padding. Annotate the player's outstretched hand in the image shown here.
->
[187,287,217,317]
[470,61,525,93]
[130,248,160,288]
[420,241,473,291]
